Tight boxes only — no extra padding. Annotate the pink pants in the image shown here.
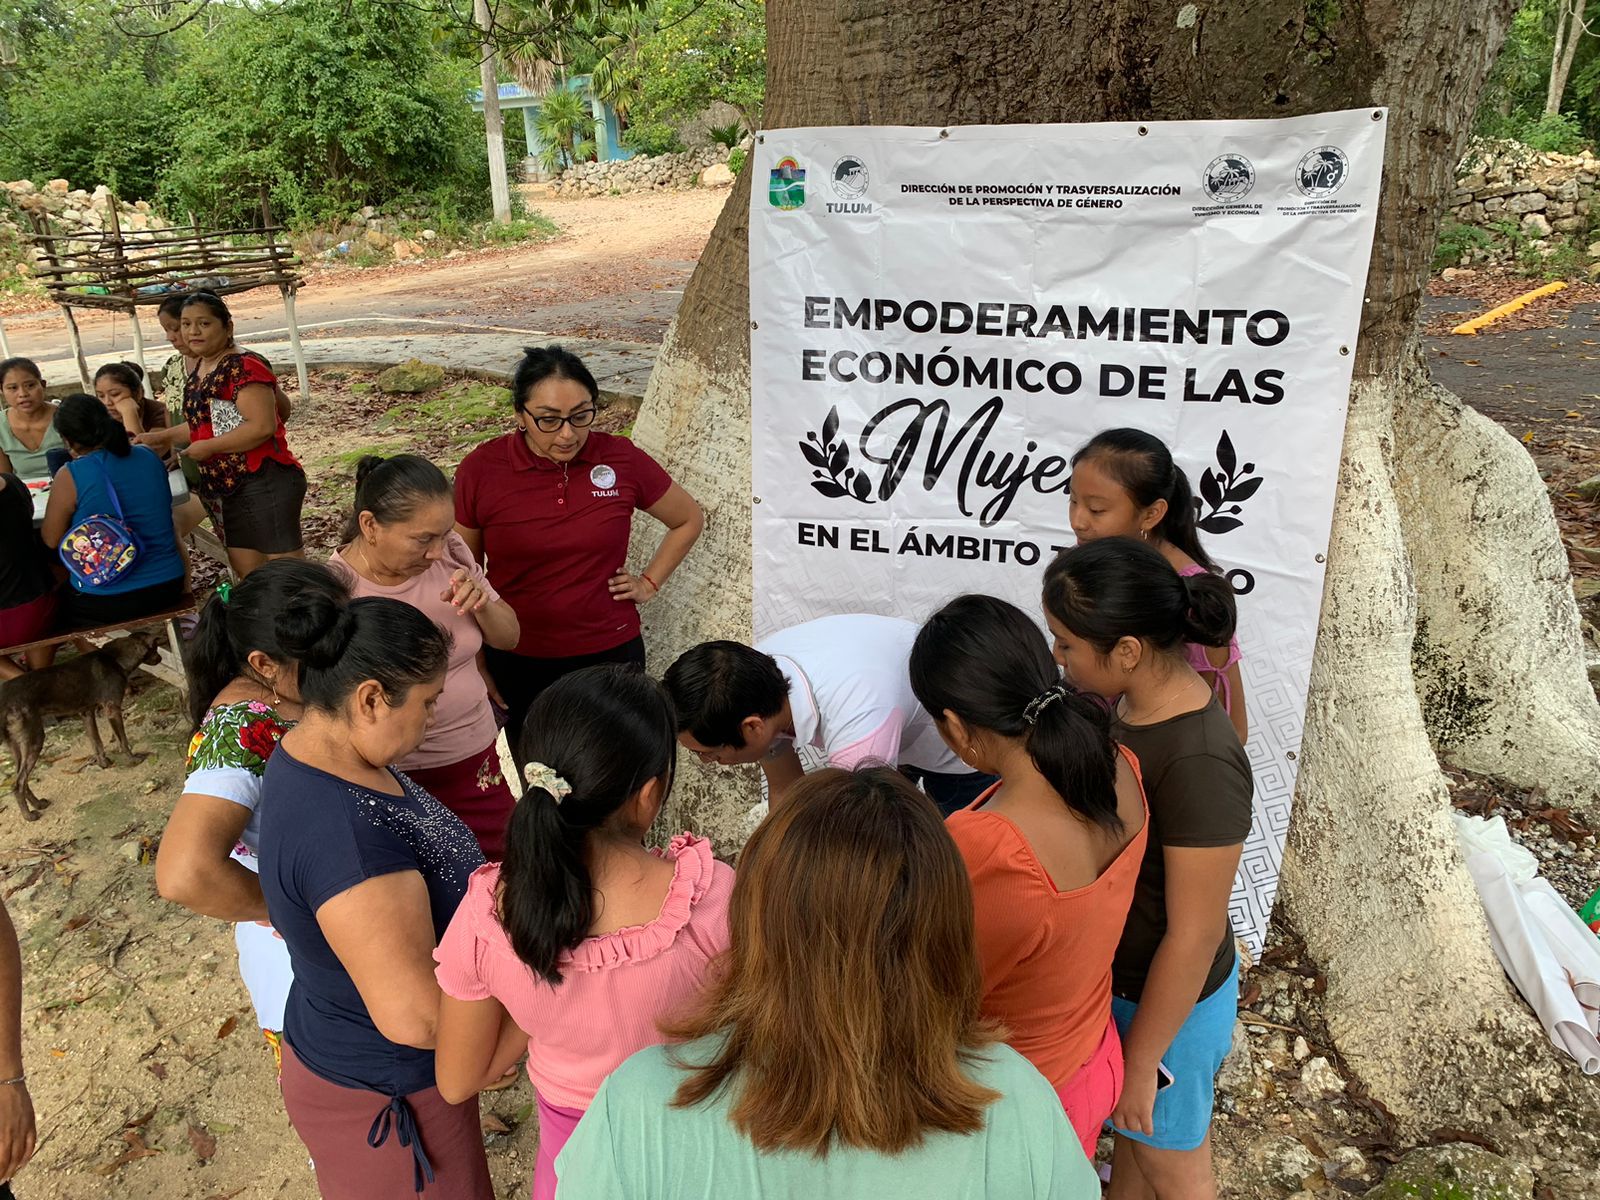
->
[1055,1016,1124,1158]
[532,1094,585,1200]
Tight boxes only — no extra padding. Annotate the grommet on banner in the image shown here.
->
[939,129,949,139]
[1339,345,1350,355]
[1372,110,1384,120]
[751,320,759,330]
[757,134,765,144]
[753,496,762,504]
[1138,126,1149,136]
[1286,750,1297,761]
[1315,553,1326,563]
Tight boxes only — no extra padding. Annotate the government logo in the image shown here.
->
[830,156,869,199]
[769,157,806,209]
[1295,146,1350,198]
[1202,153,1256,203]
[590,464,616,489]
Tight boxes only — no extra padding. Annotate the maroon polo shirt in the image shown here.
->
[455,429,673,658]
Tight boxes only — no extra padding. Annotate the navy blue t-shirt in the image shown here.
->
[258,744,485,1097]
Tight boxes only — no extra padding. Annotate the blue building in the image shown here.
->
[467,77,632,180]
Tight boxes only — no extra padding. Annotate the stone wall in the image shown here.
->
[547,145,733,197]
[1,178,175,283]
[1444,140,1600,271]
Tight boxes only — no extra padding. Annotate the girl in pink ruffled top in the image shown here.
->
[432,664,733,1200]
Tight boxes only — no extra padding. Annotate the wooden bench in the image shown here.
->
[0,595,200,702]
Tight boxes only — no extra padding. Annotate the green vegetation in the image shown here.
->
[0,0,521,229]
[1475,1,1600,149]
[1,0,764,245]
[1433,221,1496,270]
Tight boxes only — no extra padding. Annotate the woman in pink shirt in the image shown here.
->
[329,454,522,858]
[431,664,733,1200]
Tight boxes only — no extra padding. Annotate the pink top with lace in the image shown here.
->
[1178,564,1242,714]
[432,833,734,1110]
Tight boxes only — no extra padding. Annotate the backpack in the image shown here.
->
[59,456,141,588]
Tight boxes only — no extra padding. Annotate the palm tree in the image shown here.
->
[535,87,596,173]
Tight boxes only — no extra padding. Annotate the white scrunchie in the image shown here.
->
[523,761,573,803]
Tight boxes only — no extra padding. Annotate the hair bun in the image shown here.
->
[353,455,387,488]
[1179,570,1239,649]
[273,592,355,669]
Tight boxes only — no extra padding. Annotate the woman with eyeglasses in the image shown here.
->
[453,346,702,756]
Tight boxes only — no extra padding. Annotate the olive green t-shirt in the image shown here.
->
[1111,696,1253,1003]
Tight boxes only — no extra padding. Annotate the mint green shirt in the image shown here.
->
[554,1038,1099,1200]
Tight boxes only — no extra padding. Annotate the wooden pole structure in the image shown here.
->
[104,197,153,397]
[260,187,310,405]
[28,214,92,388]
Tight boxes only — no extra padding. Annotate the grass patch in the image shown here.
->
[378,380,511,451]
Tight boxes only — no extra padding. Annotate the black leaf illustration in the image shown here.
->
[1225,477,1263,503]
[798,408,877,504]
[1190,430,1261,537]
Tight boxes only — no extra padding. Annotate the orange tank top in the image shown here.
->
[945,744,1149,1087]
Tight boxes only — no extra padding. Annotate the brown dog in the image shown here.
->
[0,632,162,821]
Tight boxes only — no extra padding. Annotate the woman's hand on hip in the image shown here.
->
[608,570,657,605]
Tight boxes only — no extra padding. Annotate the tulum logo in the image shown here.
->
[769,156,806,209]
[590,464,616,490]
[1193,431,1261,535]
[1295,146,1350,198]
[1203,153,1256,203]
[830,156,869,199]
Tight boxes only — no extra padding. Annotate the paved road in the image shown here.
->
[0,190,725,385]
[1421,294,1600,430]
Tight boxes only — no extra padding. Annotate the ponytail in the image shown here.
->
[1071,427,1216,570]
[910,594,1121,833]
[1157,460,1215,570]
[501,664,677,984]
[185,561,352,728]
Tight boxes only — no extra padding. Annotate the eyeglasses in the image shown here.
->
[527,408,597,434]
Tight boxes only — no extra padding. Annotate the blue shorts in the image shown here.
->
[1109,955,1239,1151]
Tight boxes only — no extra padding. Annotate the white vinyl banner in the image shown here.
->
[748,110,1385,954]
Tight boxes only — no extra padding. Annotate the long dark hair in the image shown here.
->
[501,665,676,985]
[1072,427,1216,570]
[55,393,131,457]
[273,592,450,713]
[1043,536,1236,656]
[910,594,1121,833]
[511,344,598,413]
[184,561,352,728]
[341,453,452,543]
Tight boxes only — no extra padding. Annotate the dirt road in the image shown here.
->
[2,189,730,369]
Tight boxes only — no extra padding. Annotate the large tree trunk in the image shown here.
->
[630,0,1600,1170]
